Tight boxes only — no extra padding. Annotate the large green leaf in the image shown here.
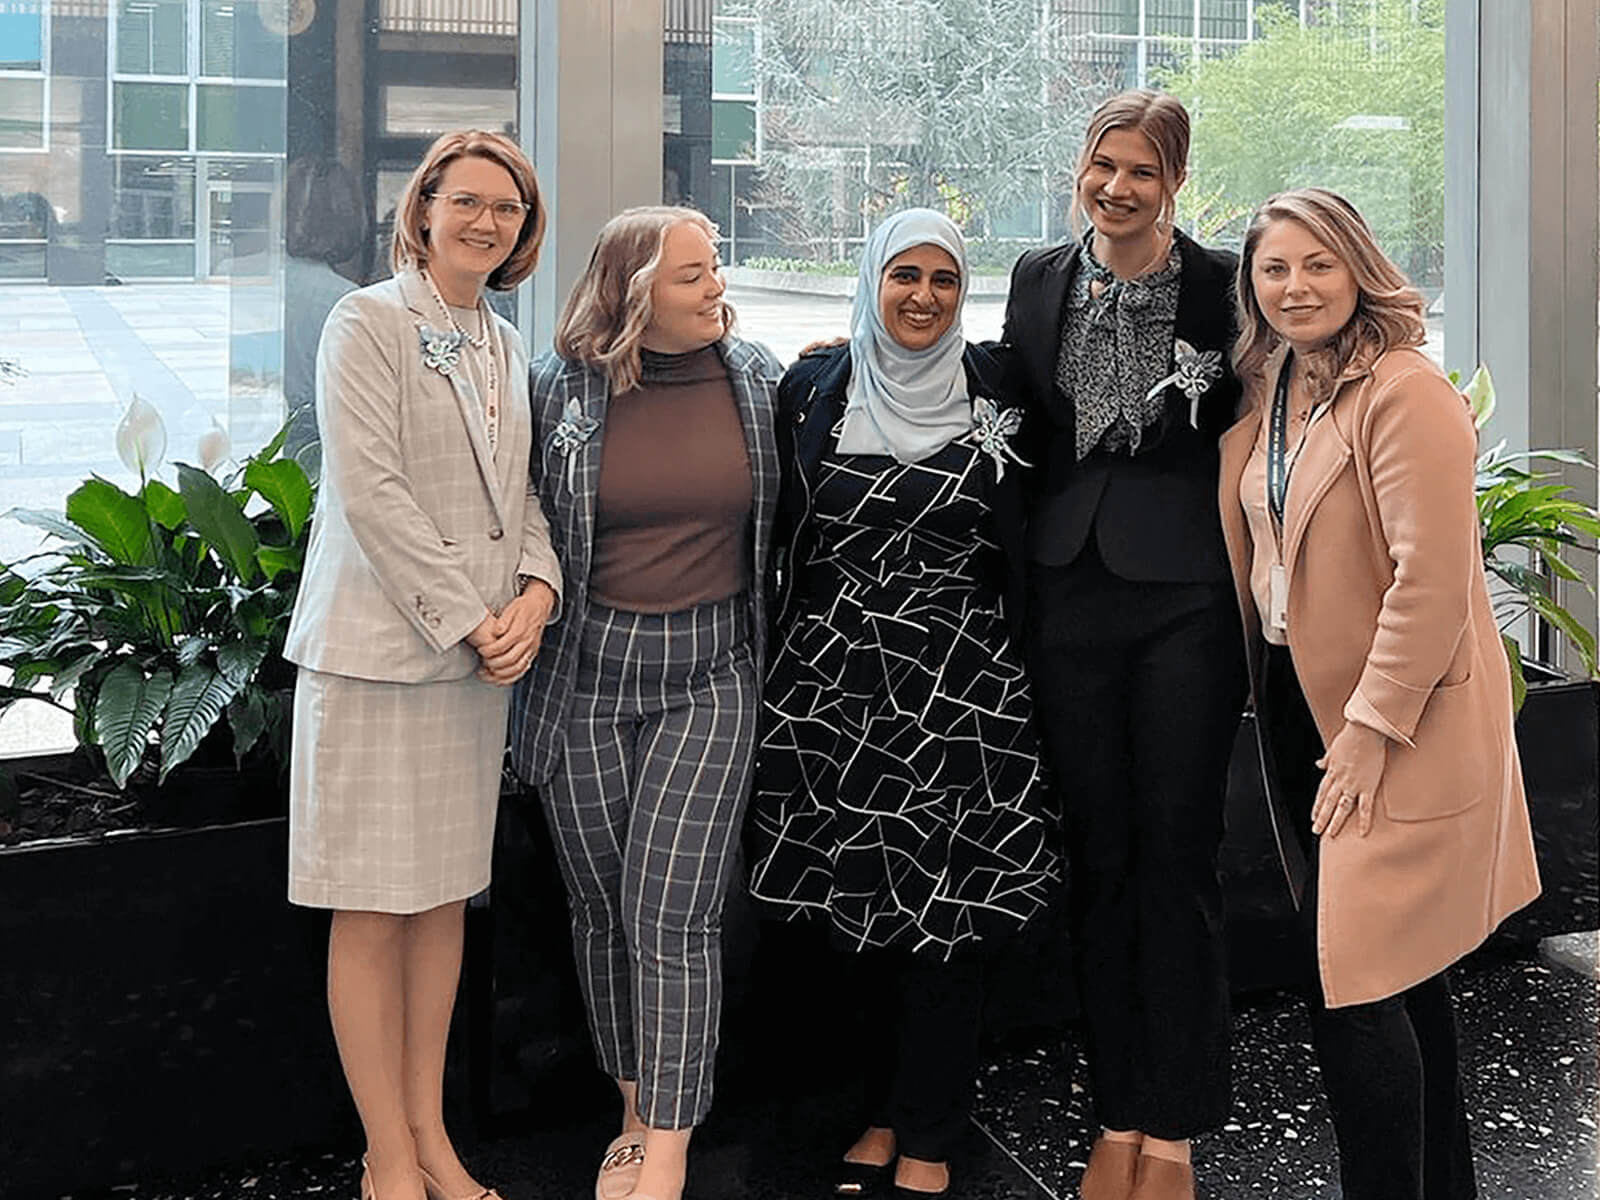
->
[94,660,174,787]
[159,662,241,781]
[217,639,268,686]
[143,480,187,531]
[64,479,151,565]
[177,464,260,585]
[1501,634,1526,715]
[244,458,313,541]
[256,544,303,582]
[226,688,268,764]
[48,650,103,702]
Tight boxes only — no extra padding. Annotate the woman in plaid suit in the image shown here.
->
[508,206,781,1200]
[284,130,562,1200]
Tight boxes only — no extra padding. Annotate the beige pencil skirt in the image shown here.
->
[288,667,510,914]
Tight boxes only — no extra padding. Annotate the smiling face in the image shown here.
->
[878,243,961,352]
[1249,217,1361,354]
[423,154,523,299]
[643,220,727,354]
[1076,126,1179,246]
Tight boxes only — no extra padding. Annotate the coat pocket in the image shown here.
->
[1376,676,1492,822]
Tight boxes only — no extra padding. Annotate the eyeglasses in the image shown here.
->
[427,191,531,224]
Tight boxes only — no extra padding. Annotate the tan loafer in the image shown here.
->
[595,1131,647,1200]
[1080,1137,1141,1200]
[1127,1154,1195,1200]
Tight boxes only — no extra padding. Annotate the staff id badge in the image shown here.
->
[1269,563,1289,632]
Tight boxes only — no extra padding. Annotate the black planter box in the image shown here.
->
[0,812,354,1198]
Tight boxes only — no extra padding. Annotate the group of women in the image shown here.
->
[283,89,1540,1200]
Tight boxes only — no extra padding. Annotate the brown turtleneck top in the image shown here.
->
[588,344,753,613]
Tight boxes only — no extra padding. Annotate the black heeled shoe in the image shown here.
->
[833,1159,895,1196]
[890,1185,949,1199]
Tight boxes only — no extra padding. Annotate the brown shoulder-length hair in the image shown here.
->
[554,206,735,394]
[1233,187,1426,396]
[1070,89,1190,236]
[391,129,546,291]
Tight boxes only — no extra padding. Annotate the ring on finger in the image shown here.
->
[1337,793,1355,807]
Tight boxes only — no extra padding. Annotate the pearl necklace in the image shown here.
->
[422,268,500,453]
[422,268,491,347]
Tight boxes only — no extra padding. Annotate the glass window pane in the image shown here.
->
[0,242,46,279]
[381,85,516,137]
[0,78,45,149]
[197,84,286,152]
[0,1,43,70]
[116,0,188,75]
[112,156,197,238]
[711,99,755,163]
[106,240,197,277]
[201,0,287,79]
[113,82,190,150]
[712,19,755,96]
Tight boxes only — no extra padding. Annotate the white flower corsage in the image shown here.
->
[546,396,601,489]
[419,325,464,376]
[1144,337,1225,428]
[969,395,1030,481]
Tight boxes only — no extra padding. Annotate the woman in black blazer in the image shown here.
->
[1003,91,1248,1200]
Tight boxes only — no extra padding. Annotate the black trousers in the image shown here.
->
[1261,644,1477,1200]
[848,948,986,1163]
[1025,544,1246,1138]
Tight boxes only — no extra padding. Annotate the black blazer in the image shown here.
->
[768,341,1030,645]
[1002,228,1241,585]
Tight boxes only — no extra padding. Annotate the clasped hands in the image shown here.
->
[467,579,557,686]
[1311,719,1389,838]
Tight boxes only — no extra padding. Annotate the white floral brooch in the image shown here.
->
[969,395,1030,481]
[1144,337,1225,428]
[546,396,601,489]
[419,325,464,376]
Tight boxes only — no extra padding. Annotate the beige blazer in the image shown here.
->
[1218,345,1539,1007]
[285,269,562,683]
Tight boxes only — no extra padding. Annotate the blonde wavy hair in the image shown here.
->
[554,206,735,393]
[1069,89,1190,237]
[1234,187,1426,400]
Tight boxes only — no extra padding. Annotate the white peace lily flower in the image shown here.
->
[114,394,168,476]
[197,422,232,473]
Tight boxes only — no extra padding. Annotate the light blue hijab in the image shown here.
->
[837,208,972,462]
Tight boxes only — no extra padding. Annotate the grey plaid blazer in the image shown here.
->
[507,337,783,786]
[285,269,563,683]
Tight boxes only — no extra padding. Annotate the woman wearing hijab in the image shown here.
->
[748,208,1057,1199]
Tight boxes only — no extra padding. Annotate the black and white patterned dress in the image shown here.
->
[748,427,1058,959]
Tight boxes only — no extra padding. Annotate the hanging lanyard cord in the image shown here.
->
[1267,352,1296,532]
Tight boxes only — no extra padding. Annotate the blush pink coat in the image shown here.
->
[1218,344,1540,1008]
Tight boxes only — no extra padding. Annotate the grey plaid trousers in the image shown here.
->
[539,594,759,1130]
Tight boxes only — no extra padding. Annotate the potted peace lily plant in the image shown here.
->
[0,400,354,1196]
[1456,366,1600,946]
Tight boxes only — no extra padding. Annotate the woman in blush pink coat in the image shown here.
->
[1217,187,1539,1200]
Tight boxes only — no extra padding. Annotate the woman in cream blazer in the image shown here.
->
[1219,187,1538,1200]
[284,131,561,1200]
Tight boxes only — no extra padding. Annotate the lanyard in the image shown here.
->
[1266,352,1294,531]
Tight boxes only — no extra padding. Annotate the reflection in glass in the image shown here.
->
[116,0,188,75]
[197,84,287,152]
[0,78,45,149]
[201,0,288,77]
[113,81,190,150]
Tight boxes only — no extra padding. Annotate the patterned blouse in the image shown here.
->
[1054,237,1183,460]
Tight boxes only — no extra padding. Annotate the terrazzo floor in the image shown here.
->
[53,938,1596,1200]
